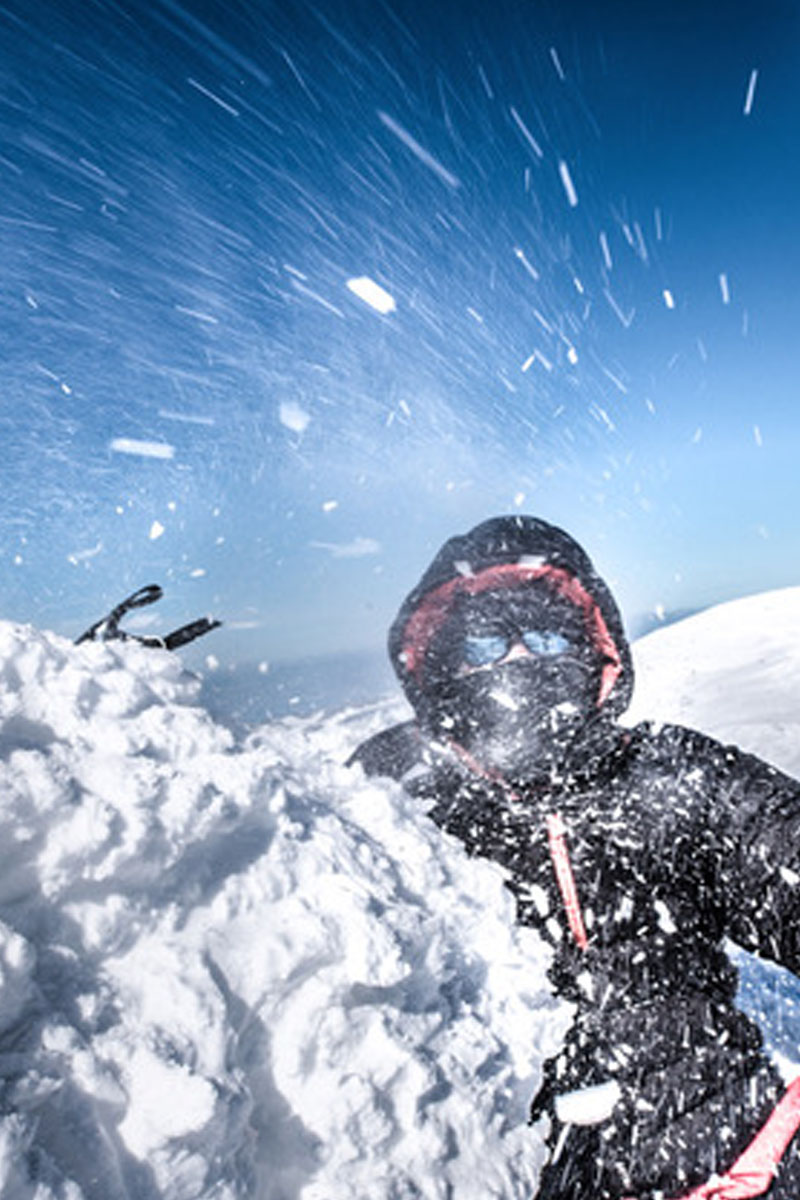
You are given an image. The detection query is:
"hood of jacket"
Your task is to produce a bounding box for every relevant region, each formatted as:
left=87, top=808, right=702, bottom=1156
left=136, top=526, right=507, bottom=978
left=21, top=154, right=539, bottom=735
left=388, top=514, right=634, bottom=729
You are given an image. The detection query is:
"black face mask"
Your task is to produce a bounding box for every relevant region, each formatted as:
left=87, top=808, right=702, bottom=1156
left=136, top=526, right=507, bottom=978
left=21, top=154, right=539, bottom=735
left=422, top=585, right=601, bottom=780
left=432, top=654, right=597, bottom=779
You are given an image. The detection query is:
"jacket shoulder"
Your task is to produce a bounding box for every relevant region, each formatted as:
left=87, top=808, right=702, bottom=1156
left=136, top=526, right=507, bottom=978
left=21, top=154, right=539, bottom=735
left=643, top=720, right=781, bottom=766
left=347, top=720, right=425, bottom=781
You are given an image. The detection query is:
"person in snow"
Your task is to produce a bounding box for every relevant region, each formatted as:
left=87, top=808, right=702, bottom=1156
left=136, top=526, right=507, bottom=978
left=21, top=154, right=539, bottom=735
left=350, top=515, right=800, bottom=1200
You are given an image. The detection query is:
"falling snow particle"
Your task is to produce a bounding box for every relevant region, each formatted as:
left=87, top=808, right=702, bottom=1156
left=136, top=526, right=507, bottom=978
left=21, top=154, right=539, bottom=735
left=175, top=305, right=219, bottom=324
left=282, top=49, right=320, bottom=110
left=377, top=111, right=461, bottom=189
left=187, top=77, right=240, bottom=117
left=558, top=160, right=578, bottom=207
left=599, top=231, right=612, bottom=271
left=205, top=655, right=219, bottom=671
left=633, top=224, right=649, bottom=264
left=309, top=537, right=381, bottom=559
left=279, top=401, right=311, bottom=434
left=663, top=289, right=675, bottom=310
left=604, top=290, right=635, bottom=329
left=190, top=568, right=206, bottom=578
left=322, top=500, right=338, bottom=512
left=514, top=247, right=540, bottom=281
left=158, top=410, right=215, bottom=427
left=67, top=542, right=103, bottom=566
left=149, top=521, right=165, bottom=541
left=744, top=69, right=758, bottom=116
left=549, top=46, right=565, bottom=80
left=290, top=278, right=345, bottom=317
left=601, top=365, right=628, bottom=395
left=754, top=425, right=763, bottom=447
left=514, top=492, right=526, bottom=507
left=692, top=428, right=703, bottom=444
left=509, top=107, right=544, bottom=159
left=258, top=660, right=270, bottom=675
left=719, top=273, right=730, bottom=305
left=110, top=438, right=175, bottom=460
left=346, top=276, right=396, bottom=314
left=590, top=404, right=616, bottom=433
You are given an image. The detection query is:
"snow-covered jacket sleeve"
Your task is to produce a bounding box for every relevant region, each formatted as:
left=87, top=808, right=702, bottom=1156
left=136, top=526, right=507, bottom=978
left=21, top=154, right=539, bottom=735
left=689, top=730, right=800, bottom=974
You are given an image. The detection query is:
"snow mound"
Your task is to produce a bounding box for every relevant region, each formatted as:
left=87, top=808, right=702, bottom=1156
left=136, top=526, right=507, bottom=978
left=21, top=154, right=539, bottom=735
left=627, top=586, right=800, bottom=777
left=0, top=621, right=565, bottom=1199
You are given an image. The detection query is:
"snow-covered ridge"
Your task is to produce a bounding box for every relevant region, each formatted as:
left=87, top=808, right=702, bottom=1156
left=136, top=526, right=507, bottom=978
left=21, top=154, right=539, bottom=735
left=0, top=620, right=563, bottom=1200
left=627, top=585, right=800, bottom=777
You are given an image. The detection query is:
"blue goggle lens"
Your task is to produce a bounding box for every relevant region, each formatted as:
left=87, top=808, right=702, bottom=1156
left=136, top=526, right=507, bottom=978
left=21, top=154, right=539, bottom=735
left=463, top=634, right=509, bottom=666
left=463, top=630, right=571, bottom=666
left=522, top=630, right=571, bottom=656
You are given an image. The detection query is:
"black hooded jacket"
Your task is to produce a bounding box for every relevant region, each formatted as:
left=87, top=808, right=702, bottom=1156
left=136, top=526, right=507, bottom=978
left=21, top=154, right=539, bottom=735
left=350, top=516, right=800, bottom=1200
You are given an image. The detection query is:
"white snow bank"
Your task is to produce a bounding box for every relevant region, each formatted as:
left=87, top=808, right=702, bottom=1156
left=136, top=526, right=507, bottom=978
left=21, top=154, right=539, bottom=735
left=627, top=586, right=800, bottom=777
left=0, top=621, right=565, bottom=1199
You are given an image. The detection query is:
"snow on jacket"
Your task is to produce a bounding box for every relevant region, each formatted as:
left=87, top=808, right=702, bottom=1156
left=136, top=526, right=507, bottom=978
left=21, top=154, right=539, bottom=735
left=350, top=516, right=800, bottom=1200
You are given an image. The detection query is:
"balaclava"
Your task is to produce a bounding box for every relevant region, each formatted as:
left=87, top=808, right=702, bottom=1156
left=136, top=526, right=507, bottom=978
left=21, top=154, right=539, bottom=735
left=388, top=516, right=633, bottom=782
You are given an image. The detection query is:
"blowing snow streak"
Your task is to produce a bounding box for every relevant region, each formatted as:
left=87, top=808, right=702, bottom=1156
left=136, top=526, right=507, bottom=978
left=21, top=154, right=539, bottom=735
left=558, top=160, right=578, bottom=207
left=346, top=276, right=397, bottom=314
left=109, top=438, right=175, bottom=460
left=377, top=110, right=461, bottom=189
left=744, top=68, right=759, bottom=116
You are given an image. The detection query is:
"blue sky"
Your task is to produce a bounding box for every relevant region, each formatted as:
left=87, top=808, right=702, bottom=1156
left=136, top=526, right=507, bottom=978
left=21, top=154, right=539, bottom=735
left=1, top=0, right=799, bottom=665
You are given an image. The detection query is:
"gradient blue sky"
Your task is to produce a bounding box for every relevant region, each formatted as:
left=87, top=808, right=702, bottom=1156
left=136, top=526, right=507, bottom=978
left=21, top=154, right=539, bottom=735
left=1, top=0, right=799, bottom=665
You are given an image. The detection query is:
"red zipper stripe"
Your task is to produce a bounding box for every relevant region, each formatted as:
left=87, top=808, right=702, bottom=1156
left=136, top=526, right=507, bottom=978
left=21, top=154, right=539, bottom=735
left=546, top=812, right=589, bottom=951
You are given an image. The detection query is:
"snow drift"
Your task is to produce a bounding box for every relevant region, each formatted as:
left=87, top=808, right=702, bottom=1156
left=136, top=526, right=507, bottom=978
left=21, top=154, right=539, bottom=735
left=0, top=621, right=565, bottom=1200
left=2, top=586, right=800, bottom=1199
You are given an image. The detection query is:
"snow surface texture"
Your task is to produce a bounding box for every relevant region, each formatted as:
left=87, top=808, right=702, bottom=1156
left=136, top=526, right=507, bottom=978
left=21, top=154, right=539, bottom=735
left=3, top=588, right=800, bottom=1199
left=0, top=621, right=564, bottom=1199
left=625, top=586, right=800, bottom=777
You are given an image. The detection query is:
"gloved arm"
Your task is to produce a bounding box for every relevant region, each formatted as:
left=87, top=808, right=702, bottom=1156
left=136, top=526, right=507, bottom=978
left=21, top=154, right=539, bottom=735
left=698, top=735, right=800, bottom=973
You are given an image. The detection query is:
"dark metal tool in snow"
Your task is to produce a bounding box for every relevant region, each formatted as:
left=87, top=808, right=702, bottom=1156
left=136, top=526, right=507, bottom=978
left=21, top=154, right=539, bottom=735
left=75, top=584, right=221, bottom=651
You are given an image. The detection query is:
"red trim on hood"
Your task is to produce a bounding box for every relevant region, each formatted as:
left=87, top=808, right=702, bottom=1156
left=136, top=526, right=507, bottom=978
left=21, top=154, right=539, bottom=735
left=399, top=562, right=622, bottom=707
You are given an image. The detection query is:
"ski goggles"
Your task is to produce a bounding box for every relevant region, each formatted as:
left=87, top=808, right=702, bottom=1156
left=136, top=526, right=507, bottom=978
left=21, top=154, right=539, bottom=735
left=463, top=629, right=572, bottom=667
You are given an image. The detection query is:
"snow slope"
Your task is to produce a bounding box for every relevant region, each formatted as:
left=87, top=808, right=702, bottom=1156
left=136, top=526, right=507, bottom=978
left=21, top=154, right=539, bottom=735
left=626, top=586, right=800, bottom=777
left=2, top=587, right=800, bottom=1198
